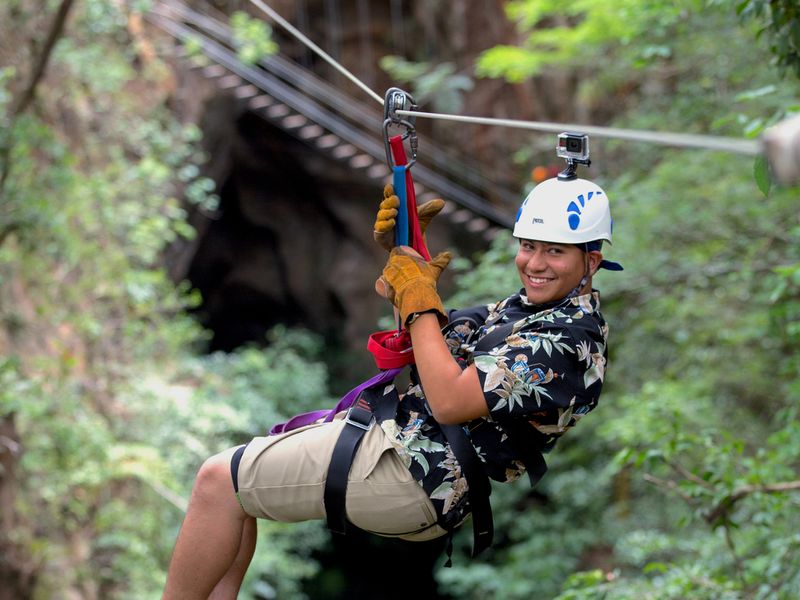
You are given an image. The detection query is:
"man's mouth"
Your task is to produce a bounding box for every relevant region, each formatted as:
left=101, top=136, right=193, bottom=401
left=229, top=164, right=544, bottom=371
left=526, top=275, right=554, bottom=285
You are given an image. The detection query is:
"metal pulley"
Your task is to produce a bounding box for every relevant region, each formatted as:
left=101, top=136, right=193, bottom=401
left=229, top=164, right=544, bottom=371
left=383, top=87, right=418, bottom=169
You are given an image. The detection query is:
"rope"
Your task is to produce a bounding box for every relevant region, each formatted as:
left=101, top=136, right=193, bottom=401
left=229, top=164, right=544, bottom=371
left=247, top=0, right=762, bottom=157
left=247, top=0, right=384, bottom=105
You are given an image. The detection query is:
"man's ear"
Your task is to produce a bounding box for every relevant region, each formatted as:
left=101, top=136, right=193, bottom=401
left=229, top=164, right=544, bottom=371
left=587, top=250, right=603, bottom=275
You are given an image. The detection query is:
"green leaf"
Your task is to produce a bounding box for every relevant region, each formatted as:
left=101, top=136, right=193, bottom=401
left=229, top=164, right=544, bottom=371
left=754, top=154, right=772, bottom=196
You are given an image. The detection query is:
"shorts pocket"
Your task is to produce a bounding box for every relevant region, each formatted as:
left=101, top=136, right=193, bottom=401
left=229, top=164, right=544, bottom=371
left=346, top=440, right=440, bottom=537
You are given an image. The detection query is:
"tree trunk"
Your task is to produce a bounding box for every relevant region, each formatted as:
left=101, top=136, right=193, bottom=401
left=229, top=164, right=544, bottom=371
left=0, top=413, right=35, bottom=600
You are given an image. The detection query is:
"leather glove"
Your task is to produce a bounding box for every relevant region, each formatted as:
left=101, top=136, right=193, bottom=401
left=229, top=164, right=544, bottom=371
left=373, top=184, right=445, bottom=252
left=381, top=246, right=452, bottom=327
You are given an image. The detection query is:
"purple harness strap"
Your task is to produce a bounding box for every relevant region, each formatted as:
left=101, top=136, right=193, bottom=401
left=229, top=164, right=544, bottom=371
left=268, top=367, right=403, bottom=435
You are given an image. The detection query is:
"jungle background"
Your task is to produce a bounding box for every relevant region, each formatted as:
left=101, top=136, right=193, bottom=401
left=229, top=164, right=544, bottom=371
left=1, top=0, right=799, bottom=598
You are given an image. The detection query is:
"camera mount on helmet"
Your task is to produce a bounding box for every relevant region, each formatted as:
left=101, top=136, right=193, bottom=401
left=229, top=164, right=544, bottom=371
left=556, top=132, right=591, bottom=181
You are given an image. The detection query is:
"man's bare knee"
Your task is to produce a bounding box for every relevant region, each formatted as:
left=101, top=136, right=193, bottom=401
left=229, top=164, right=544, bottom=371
left=193, top=449, right=239, bottom=501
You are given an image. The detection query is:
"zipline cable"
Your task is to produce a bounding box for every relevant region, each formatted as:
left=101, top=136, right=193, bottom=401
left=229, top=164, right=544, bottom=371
left=247, top=0, right=384, bottom=104
left=395, top=110, right=762, bottom=155
left=246, top=0, right=763, bottom=157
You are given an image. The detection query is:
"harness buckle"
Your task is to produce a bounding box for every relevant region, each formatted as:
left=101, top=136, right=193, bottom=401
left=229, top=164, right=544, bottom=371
left=344, top=402, right=374, bottom=431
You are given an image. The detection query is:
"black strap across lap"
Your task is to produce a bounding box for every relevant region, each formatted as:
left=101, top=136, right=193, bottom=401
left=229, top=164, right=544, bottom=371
left=324, top=387, right=399, bottom=535
left=324, top=398, right=375, bottom=534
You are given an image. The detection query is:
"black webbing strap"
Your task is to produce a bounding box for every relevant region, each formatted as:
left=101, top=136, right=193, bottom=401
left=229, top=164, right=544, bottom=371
left=230, top=444, right=247, bottom=493
left=323, top=388, right=400, bottom=535
left=324, top=397, right=374, bottom=534
left=439, top=423, right=494, bottom=557
left=494, top=418, right=549, bottom=487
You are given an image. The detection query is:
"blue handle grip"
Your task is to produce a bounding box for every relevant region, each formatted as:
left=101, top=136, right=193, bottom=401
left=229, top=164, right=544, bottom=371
left=393, top=166, right=409, bottom=246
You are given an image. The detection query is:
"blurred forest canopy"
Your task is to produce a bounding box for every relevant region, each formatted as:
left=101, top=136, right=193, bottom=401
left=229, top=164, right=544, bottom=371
left=0, top=0, right=798, bottom=599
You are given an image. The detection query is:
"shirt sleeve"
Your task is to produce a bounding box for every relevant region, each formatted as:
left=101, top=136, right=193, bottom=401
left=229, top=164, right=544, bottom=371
left=471, top=320, right=606, bottom=436
left=442, top=305, right=490, bottom=358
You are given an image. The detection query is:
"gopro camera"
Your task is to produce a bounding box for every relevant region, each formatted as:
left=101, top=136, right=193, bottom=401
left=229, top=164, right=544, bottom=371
left=556, top=132, right=590, bottom=163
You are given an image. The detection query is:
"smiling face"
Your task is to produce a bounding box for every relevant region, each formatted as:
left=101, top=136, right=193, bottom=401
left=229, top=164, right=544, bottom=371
left=515, top=240, right=602, bottom=304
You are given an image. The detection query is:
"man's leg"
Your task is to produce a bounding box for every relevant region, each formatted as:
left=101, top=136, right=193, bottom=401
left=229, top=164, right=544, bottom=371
left=209, top=516, right=257, bottom=600
left=163, top=447, right=251, bottom=600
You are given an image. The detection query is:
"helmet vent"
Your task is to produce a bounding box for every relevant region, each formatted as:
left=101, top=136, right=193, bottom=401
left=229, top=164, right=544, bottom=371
left=567, top=191, right=601, bottom=230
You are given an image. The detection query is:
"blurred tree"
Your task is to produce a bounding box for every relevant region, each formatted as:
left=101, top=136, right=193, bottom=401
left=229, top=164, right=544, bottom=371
left=738, top=0, right=800, bottom=78
left=379, top=55, right=474, bottom=113
left=438, top=1, right=800, bottom=599
left=0, top=2, right=326, bottom=598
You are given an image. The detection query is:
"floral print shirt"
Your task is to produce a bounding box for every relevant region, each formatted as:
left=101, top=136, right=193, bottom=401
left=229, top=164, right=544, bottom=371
left=381, top=290, right=609, bottom=529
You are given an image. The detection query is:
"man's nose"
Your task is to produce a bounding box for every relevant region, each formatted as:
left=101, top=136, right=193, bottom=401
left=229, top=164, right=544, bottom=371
left=526, top=250, right=547, bottom=271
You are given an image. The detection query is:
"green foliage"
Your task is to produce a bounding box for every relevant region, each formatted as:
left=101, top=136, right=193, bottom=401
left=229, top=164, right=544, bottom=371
left=230, top=10, right=278, bottom=66
left=380, top=55, right=474, bottom=113
left=441, top=160, right=800, bottom=599
left=477, top=0, right=703, bottom=80
left=440, top=3, right=800, bottom=598
left=436, top=405, right=623, bottom=599
left=547, top=155, right=800, bottom=600
left=120, top=330, right=333, bottom=599
left=445, top=231, right=520, bottom=308
left=186, top=327, right=336, bottom=445
left=737, top=0, right=800, bottom=78
left=0, top=2, right=325, bottom=598
left=754, top=154, right=772, bottom=195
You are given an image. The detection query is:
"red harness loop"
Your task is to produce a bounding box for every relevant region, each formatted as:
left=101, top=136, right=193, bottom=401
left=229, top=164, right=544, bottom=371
left=367, top=329, right=414, bottom=369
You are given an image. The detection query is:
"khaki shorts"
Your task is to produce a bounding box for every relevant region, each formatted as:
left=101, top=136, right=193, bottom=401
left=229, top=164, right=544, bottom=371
left=236, top=418, right=448, bottom=542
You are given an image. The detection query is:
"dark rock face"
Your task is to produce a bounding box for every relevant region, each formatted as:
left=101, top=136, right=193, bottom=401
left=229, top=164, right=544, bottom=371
left=189, top=103, right=384, bottom=348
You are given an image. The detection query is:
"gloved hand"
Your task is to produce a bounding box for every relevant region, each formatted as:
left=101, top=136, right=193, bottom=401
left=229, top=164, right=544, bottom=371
left=373, top=184, right=445, bottom=252
left=380, top=246, right=452, bottom=327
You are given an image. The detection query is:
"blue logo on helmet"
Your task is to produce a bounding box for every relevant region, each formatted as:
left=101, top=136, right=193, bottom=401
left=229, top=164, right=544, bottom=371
left=566, top=191, right=602, bottom=230
left=515, top=195, right=529, bottom=223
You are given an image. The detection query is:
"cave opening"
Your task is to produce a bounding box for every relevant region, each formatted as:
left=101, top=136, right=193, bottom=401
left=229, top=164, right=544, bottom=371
left=183, top=95, right=392, bottom=388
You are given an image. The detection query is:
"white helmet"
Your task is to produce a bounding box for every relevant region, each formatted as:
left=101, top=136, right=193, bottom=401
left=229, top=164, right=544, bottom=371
left=513, top=177, right=613, bottom=244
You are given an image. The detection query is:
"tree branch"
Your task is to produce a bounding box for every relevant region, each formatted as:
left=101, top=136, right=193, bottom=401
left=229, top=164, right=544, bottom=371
left=0, top=0, right=76, bottom=199
left=704, top=480, right=800, bottom=525
left=142, top=479, right=188, bottom=513
left=642, top=473, right=697, bottom=505
left=10, top=0, right=77, bottom=118
left=666, top=458, right=714, bottom=489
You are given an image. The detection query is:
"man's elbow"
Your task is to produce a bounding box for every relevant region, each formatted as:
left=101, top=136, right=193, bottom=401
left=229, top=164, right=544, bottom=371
left=429, top=401, right=465, bottom=426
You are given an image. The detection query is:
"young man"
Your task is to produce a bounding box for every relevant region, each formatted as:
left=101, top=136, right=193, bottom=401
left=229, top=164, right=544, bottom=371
left=162, top=175, right=620, bottom=600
